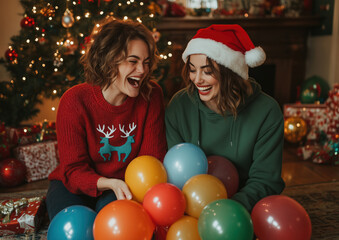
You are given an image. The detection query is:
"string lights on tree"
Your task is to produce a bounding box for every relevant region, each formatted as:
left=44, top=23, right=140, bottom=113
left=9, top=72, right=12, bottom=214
left=0, top=0, right=172, bottom=127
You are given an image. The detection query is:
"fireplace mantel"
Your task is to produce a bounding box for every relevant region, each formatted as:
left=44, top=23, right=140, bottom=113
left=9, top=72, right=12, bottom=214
left=157, top=16, right=322, bottom=106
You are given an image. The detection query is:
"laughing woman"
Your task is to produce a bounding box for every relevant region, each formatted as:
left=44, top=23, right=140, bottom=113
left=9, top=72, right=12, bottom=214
left=165, top=24, right=285, bottom=212
left=46, top=18, right=167, bottom=220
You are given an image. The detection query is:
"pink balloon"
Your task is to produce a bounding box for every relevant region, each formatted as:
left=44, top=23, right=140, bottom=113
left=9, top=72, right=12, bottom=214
left=207, top=155, right=239, bottom=197
left=251, top=195, right=312, bottom=240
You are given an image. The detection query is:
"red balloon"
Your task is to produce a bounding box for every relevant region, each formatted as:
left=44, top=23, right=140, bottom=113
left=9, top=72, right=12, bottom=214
left=251, top=195, right=312, bottom=240
left=93, top=200, right=155, bottom=240
left=154, top=226, right=169, bottom=240
left=0, top=158, right=26, bottom=187
left=143, top=183, right=186, bottom=226
left=207, top=155, right=239, bottom=197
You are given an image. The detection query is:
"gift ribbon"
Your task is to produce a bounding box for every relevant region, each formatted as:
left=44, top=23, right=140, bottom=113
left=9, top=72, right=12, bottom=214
left=0, top=197, right=42, bottom=223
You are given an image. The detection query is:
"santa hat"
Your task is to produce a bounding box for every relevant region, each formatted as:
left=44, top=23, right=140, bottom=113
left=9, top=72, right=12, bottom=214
left=182, top=24, right=266, bottom=80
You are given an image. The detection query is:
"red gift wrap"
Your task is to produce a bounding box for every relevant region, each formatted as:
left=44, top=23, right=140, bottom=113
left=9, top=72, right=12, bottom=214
left=13, top=140, right=59, bottom=182
left=0, top=197, right=46, bottom=236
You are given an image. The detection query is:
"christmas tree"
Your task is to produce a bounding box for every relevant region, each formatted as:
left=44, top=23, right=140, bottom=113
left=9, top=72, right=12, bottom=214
left=0, top=0, right=171, bottom=127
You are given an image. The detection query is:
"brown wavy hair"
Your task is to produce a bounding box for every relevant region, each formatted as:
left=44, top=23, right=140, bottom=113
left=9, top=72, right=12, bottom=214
left=182, top=56, right=253, bottom=117
left=80, top=18, right=159, bottom=100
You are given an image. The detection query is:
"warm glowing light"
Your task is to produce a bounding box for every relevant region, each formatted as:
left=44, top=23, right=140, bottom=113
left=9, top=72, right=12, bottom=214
left=53, top=90, right=57, bottom=94
left=22, top=77, right=26, bottom=81
left=140, top=2, right=144, bottom=6
left=168, top=53, right=172, bottom=57
left=26, top=39, right=30, bottom=43
left=54, top=68, right=58, bottom=72
left=168, top=41, right=172, bottom=45
left=52, top=107, right=56, bottom=111
left=76, top=16, right=81, bottom=20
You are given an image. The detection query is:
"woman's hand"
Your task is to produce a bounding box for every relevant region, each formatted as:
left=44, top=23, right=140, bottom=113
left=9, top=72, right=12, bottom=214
left=97, top=177, right=132, bottom=200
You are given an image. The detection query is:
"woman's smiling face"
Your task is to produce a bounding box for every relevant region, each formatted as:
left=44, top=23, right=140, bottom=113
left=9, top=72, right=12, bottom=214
left=189, top=54, right=220, bottom=111
left=114, top=38, right=150, bottom=98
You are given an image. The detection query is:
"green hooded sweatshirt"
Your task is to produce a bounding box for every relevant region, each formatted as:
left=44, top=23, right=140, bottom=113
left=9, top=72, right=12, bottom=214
left=165, top=80, right=285, bottom=212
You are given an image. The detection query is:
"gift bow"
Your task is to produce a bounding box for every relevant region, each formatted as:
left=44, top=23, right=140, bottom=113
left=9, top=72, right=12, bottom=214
left=0, top=197, right=42, bottom=223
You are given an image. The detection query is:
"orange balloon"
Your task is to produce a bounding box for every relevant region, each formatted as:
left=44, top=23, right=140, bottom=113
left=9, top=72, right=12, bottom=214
left=125, top=155, right=167, bottom=202
left=166, top=216, right=201, bottom=240
left=93, top=199, right=155, bottom=240
left=182, top=174, right=227, bottom=218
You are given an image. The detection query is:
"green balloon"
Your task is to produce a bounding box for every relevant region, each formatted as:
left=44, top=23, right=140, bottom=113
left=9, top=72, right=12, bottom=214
left=198, top=199, right=253, bottom=240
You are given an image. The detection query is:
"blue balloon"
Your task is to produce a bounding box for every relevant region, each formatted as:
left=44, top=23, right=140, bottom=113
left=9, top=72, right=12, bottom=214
left=164, top=143, right=208, bottom=189
left=47, top=205, right=97, bottom=240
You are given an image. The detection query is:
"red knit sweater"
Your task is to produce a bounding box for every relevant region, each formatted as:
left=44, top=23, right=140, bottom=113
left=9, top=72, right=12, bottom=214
left=49, top=81, right=167, bottom=197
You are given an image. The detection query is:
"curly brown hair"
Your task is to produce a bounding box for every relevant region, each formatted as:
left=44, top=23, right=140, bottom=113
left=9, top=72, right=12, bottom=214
left=80, top=18, right=159, bottom=100
left=182, top=56, right=253, bottom=117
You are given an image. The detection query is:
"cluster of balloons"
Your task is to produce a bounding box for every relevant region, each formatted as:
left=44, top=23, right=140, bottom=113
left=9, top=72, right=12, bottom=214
left=47, top=143, right=312, bottom=240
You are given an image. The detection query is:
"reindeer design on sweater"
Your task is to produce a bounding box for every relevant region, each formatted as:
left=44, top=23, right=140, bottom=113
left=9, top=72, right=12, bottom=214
left=97, top=123, right=136, bottom=162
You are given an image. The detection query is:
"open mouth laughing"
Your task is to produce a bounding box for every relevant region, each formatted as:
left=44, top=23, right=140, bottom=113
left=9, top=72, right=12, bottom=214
left=127, top=76, right=141, bottom=88
left=196, top=85, right=212, bottom=95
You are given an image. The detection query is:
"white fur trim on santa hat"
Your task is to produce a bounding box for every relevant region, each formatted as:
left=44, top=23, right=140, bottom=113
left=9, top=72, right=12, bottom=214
left=245, top=47, right=266, bottom=68
left=182, top=38, right=249, bottom=80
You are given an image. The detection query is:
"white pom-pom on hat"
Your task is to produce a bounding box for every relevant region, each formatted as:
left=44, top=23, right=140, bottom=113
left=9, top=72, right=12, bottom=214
left=182, top=24, right=266, bottom=80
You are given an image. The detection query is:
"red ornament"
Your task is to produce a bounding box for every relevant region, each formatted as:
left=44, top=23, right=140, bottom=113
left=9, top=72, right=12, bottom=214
left=0, top=158, right=26, bottom=187
left=20, top=16, right=35, bottom=28
left=5, top=49, right=18, bottom=61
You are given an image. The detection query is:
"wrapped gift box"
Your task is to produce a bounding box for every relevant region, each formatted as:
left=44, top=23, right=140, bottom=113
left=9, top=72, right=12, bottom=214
left=284, top=103, right=328, bottom=133
left=13, top=140, right=59, bottom=182
left=0, top=197, right=46, bottom=236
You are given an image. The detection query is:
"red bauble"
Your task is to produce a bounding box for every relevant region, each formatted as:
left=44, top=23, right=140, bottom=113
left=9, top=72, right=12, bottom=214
left=0, top=158, right=26, bottom=187
left=20, top=16, right=35, bottom=28
left=5, top=49, right=18, bottom=61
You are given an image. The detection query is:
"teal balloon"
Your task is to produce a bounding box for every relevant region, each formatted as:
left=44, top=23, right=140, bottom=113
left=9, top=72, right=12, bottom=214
left=198, top=199, right=253, bottom=240
left=164, top=143, right=208, bottom=189
left=47, top=205, right=96, bottom=240
left=301, top=75, right=330, bottom=103
left=300, top=88, right=318, bottom=104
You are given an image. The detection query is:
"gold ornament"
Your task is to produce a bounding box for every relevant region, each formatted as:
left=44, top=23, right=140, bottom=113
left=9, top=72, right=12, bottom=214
left=284, top=117, right=308, bottom=143
left=62, top=9, right=75, bottom=28
left=40, top=5, right=55, bottom=17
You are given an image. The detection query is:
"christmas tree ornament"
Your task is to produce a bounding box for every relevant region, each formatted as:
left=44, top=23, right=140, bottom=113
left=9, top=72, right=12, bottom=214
left=0, top=158, right=26, bottom=187
left=300, top=88, right=318, bottom=104
left=40, top=5, right=56, bottom=17
left=20, top=16, right=35, bottom=28
left=284, top=117, right=308, bottom=143
left=301, top=75, right=330, bottom=103
left=5, top=49, right=18, bottom=61
left=63, top=34, right=78, bottom=55
left=62, top=9, right=75, bottom=28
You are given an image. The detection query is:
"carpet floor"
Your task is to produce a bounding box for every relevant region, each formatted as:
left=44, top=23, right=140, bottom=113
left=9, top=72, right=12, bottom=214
left=0, top=181, right=338, bottom=240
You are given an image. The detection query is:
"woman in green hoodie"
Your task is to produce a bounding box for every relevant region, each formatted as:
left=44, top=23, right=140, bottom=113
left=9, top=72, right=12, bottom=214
left=165, top=24, right=285, bottom=212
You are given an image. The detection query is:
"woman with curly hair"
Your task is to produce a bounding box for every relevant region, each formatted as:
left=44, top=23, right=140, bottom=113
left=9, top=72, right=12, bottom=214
left=46, top=18, right=167, bottom=220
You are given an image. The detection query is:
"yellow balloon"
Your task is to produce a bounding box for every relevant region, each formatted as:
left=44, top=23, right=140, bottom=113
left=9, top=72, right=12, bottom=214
left=284, top=117, right=308, bottom=143
left=182, top=174, right=227, bottom=218
left=166, top=216, right=201, bottom=240
left=125, top=155, right=167, bottom=202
